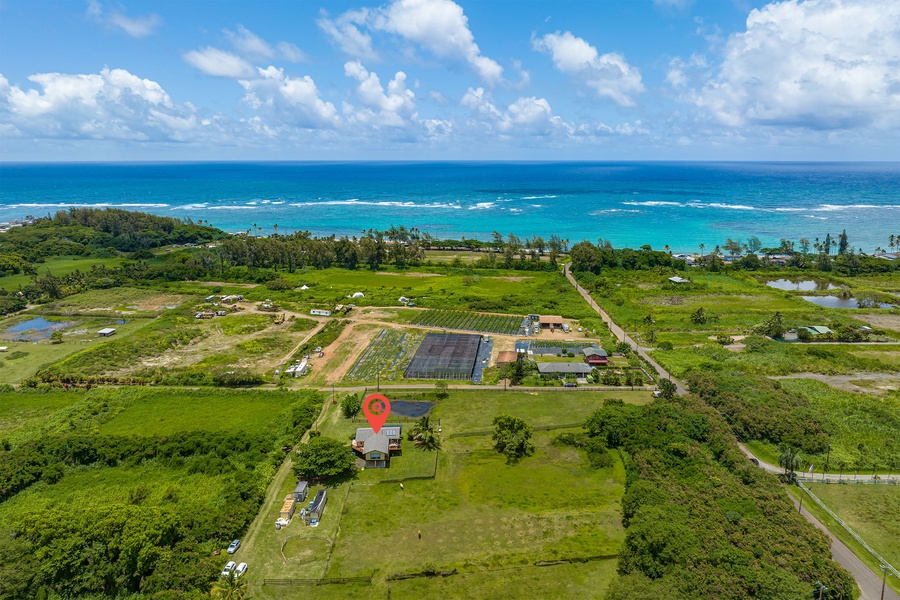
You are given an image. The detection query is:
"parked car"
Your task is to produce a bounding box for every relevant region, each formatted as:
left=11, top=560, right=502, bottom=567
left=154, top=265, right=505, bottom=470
left=221, top=561, right=236, bottom=578
left=750, top=458, right=760, bottom=466
left=235, top=563, right=248, bottom=578
left=652, top=390, right=663, bottom=398
left=227, top=539, right=241, bottom=554
left=563, top=382, right=577, bottom=388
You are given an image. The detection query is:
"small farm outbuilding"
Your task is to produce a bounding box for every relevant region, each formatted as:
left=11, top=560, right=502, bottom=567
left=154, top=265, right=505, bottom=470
left=310, top=309, right=331, bottom=316
left=539, top=315, right=564, bottom=329
left=800, top=326, right=833, bottom=336
left=293, top=481, right=309, bottom=503
left=309, top=490, right=327, bottom=522
left=280, top=495, right=296, bottom=520
left=98, top=328, right=116, bottom=337
left=668, top=276, right=691, bottom=284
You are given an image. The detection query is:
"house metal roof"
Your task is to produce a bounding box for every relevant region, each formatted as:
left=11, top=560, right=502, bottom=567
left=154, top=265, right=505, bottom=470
left=537, top=362, right=593, bottom=375
left=363, top=434, right=390, bottom=455
left=355, top=426, right=402, bottom=441
left=668, top=276, right=691, bottom=284
left=582, top=347, right=608, bottom=357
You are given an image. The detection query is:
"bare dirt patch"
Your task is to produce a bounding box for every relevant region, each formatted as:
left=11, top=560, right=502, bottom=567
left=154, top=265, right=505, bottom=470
left=134, top=294, right=189, bottom=311
left=198, top=281, right=260, bottom=288
left=375, top=271, right=443, bottom=277
left=487, top=276, right=535, bottom=282
left=855, top=314, right=900, bottom=332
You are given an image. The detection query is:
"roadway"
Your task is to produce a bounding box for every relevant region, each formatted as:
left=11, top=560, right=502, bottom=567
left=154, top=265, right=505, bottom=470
left=561, top=263, right=897, bottom=600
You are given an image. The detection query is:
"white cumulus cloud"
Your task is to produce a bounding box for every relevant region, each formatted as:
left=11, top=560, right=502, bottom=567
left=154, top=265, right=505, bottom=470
left=224, top=25, right=308, bottom=63
left=533, top=31, right=644, bottom=106
left=344, top=61, right=417, bottom=127
left=694, top=0, right=900, bottom=130
left=461, top=88, right=570, bottom=136
left=87, top=0, right=161, bottom=38
left=320, top=0, right=503, bottom=84
left=239, top=67, right=340, bottom=129
left=0, top=68, right=207, bottom=141
left=318, top=9, right=378, bottom=61
left=184, top=47, right=256, bottom=78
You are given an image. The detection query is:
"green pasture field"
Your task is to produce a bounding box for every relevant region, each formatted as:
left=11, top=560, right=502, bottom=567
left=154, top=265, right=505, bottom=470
left=0, top=315, right=152, bottom=383
left=99, top=388, right=304, bottom=436
left=218, top=313, right=278, bottom=335
left=787, top=485, right=900, bottom=596
left=0, top=389, right=85, bottom=445
left=805, top=483, right=900, bottom=570
left=650, top=338, right=900, bottom=378
left=0, top=255, right=129, bottom=290
left=847, top=346, right=900, bottom=368
left=242, top=389, right=644, bottom=597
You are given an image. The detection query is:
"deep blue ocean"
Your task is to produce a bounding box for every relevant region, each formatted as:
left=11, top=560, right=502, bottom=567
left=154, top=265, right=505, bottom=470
left=1, top=162, right=898, bottom=253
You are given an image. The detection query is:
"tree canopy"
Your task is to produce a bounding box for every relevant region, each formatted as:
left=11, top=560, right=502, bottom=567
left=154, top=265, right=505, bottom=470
left=292, top=436, right=357, bottom=483
left=492, top=414, right=535, bottom=463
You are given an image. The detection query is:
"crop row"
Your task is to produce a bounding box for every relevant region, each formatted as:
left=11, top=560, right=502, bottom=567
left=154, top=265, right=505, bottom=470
left=344, top=329, right=424, bottom=382
left=411, top=310, right=522, bottom=335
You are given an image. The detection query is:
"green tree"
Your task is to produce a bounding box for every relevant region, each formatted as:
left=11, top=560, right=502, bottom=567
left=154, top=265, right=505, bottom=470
left=658, top=378, right=677, bottom=400
left=210, top=570, right=248, bottom=600
left=50, top=330, right=63, bottom=344
left=410, top=415, right=440, bottom=451
left=492, top=414, right=534, bottom=463
left=435, top=380, right=449, bottom=399
left=292, top=436, right=357, bottom=483
left=341, top=393, right=361, bottom=419
left=756, top=311, right=785, bottom=339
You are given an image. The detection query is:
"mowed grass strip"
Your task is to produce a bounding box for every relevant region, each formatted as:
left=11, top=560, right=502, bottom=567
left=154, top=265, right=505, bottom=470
left=805, top=484, right=900, bottom=569
left=324, top=430, right=624, bottom=578
left=99, top=388, right=298, bottom=436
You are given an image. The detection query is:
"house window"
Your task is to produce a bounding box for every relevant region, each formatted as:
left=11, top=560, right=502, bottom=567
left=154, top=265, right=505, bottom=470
left=369, top=452, right=381, bottom=459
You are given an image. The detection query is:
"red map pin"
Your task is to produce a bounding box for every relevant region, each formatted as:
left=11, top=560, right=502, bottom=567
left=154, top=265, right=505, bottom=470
left=362, top=393, right=391, bottom=434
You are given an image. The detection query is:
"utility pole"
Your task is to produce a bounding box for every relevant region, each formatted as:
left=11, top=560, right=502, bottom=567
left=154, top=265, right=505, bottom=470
left=881, top=564, right=890, bottom=600
left=798, top=491, right=804, bottom=515
left=817, top=581, right=827, bottom=600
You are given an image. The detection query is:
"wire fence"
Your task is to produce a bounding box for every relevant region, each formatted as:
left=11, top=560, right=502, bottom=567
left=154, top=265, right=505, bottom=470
left=797, top=481, right=899, bottom=580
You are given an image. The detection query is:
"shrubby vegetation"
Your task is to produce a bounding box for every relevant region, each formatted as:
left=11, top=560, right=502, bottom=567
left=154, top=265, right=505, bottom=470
left=0, top=388, right=323, bottom=599
left=686, top=372, right=831, bottom=454
left=584, top=398, right=856, bottom=600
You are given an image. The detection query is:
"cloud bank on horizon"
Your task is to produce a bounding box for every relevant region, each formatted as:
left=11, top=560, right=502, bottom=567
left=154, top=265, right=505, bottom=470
left=0, top=0, right=898, bottom=160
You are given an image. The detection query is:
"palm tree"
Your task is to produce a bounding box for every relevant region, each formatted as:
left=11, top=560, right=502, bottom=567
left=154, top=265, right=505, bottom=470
left=210, top=571, right=247, bottom=600
left=778, top=445, right=801, bottom=483
left=410, top=415, right=440, bottom=450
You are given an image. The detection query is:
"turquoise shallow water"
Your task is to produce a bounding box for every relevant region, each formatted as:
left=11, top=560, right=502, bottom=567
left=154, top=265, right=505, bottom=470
left=1, top=162, right=897, bottom=253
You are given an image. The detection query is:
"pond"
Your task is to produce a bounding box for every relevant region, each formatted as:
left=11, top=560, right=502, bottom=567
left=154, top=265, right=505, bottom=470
left=801, top=296, right=897, bottom=309
left=765, top=278, right=839, bottom=291
left=3, top=317, right=78, bottom=341
left=390, top=401, right=433, bottom=418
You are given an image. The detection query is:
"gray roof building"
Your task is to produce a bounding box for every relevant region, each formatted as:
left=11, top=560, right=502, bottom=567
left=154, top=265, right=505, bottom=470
left=582, top=347, right=608, bottom=358
left=537, top=362, right=593, bottom=376
left=355, top=426, right=402, bottom=441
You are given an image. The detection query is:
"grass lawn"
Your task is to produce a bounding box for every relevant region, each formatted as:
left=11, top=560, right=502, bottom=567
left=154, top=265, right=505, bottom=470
left=806, top=483, right=900, bottom=568
left=98, top=388, right=303, bottom=436
left=0, top=255, right=128, bottom=290
left=787, top=485, right=900, bottom=596
left=242, top=389, right=638, bottom=598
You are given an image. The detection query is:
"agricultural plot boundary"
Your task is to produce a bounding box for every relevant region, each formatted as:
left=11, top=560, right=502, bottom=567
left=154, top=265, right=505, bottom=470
left=412, top=310, right=523, bottom=335
left=344, top=329, right=424, bottom=382
left=797, top=482, right=900, bottom=581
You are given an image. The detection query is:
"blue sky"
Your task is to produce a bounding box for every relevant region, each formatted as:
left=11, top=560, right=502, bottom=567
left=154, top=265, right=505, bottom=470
left=1, top=0, right=898, bottom=161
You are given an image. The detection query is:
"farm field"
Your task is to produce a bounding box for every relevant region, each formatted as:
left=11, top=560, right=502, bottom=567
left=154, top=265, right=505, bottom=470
left=343, top=328, right=425, bottom=383
left=242, top=389, right=651, bottom=598
left=30, top=286, right=190, bottom=316
left=411, top=309, right=524, bottom=335
left=0, top=388, right=85, bottom=445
